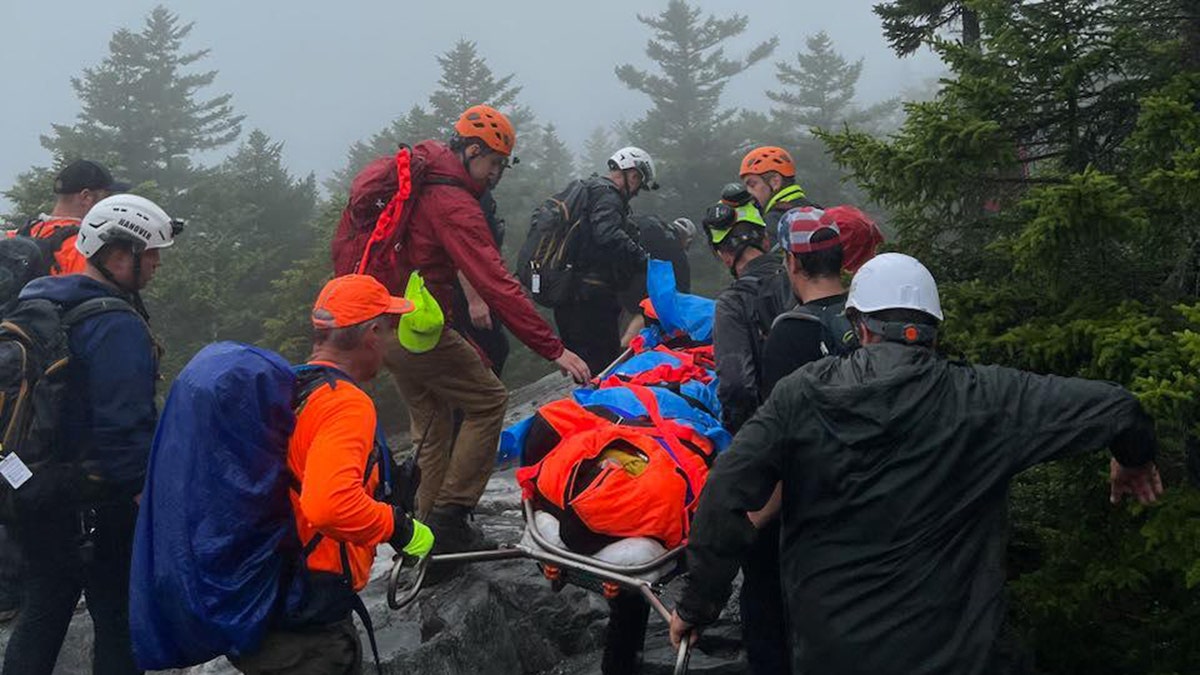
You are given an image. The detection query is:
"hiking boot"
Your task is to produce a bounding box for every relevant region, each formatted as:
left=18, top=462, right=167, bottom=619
left=427, top=505, right=497, bottom=555
left=422, top=505, right=496, bottom=586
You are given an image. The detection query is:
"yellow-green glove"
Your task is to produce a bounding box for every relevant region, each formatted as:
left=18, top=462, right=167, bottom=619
left=402, top=518, right=434, bottom=558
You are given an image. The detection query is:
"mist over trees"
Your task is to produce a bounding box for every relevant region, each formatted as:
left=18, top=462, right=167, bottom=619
left=2, top=2, right=1198, bottom=671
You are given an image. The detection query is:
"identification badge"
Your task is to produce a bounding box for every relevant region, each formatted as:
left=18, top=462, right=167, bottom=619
left=531, top=273, right=541, bottom=294
left=0, top=453, right=32, bottom=490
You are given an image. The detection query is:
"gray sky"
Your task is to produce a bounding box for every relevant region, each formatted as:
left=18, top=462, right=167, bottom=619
left=0, top=0, right=943, bottom=212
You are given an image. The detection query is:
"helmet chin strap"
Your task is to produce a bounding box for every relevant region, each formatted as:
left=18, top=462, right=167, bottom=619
left=95, top=247, right=150, bottom=319
left=459, top=145, right=493, bottom=189
left=728, top=239, right=766, bottom=278
left=615, top=170, right=638, bottom=200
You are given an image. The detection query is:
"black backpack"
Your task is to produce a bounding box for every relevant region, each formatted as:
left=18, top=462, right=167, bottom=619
left=770, top=296, right=859, bottom=358
left=516, top=179, right=592, bottom=308
left=0, top=295, right=138, bottom=522
left=0, top=217, right=78, bottom=317
left=16, top=220, right=80, bottom=270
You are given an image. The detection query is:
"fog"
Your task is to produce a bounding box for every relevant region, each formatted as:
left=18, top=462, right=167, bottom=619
left=0, top=0, right=943, bottom=210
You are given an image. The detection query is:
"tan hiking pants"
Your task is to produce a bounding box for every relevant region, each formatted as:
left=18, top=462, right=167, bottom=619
left=385, top=329, right=508, bottom=518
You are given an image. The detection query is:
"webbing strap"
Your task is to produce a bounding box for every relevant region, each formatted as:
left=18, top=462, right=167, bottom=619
left=624, top=385, right=703, bottom=503
left=350, top=592, right=382, bottom=675
left=340, top=543, right=382, bottom=675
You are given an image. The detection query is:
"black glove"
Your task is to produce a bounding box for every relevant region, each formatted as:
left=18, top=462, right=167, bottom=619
left=388, top=506, right=434, bottom=560
left=390, top=455, right=420, bottom=513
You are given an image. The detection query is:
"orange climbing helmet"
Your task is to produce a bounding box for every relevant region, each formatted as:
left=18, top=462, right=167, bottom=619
left=739, top=146, right=796, bottom=178
left=454, top=105, right=516, bottom=156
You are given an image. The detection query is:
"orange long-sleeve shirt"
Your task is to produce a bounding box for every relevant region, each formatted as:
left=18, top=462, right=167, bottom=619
left=288, top=365, right=396, bottom=590
left=29, top=218, right=87, bottom=274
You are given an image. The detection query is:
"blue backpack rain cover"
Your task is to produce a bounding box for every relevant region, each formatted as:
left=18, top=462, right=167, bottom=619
left=130, top=341, right=300, bottom=669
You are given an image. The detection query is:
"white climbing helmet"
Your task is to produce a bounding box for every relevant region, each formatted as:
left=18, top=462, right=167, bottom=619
left=608, top=146, right=659, bottom=190
left=846, top=252, right=944, bottom=321
left=668, top=217, right=697, bottom=246
left=75, top=194, right=181, bottom=259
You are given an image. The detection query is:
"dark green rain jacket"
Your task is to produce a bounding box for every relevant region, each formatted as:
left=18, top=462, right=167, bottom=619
left=679, top=342, right=1156, bottom=675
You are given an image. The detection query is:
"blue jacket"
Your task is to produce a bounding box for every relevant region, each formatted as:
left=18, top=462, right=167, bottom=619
left=19, top=275, right=158, bottom=492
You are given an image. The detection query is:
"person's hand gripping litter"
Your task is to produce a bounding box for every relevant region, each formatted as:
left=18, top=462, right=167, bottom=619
left=391, top=512, right=435, bottom=565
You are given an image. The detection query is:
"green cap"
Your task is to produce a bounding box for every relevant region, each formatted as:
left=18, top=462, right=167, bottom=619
left=397, top=271, right=444, bottom=353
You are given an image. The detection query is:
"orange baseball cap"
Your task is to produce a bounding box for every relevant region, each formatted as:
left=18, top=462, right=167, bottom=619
left=312, top=274, right=414, bottom=328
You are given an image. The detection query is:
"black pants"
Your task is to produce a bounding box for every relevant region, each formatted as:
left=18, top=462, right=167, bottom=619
left=741, top=520, right=791, bottom=674
left=554, top=292, right=622, bottom=376
left=452, top=285, right=509, bottom=377
left=0, top=525, right=21, bottom=613
left=231, top=615, right=362, bottom=675
left=602, top=591, right=650, bottom=674
left=2, top=503, right=141, bottom=675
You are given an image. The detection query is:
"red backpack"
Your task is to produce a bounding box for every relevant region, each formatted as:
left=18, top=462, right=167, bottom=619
left=330, top=146, right=460, bottom=292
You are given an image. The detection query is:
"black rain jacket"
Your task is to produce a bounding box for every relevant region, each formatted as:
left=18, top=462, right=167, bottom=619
left=680, top=342, right=1156, bottom=675
left=712, top=252, right=794, bottom=432
left=576, top=176, right=647, bottom=296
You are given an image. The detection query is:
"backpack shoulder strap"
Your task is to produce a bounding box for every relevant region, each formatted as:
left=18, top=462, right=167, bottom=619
left=290, top=364, right=384, bottom=488
left=40, top=224, right=80, bottom=246
left=550, top=179, right=590, bottom=225
left=422, top=176, right=464, bottom=189
left=16, top=219, right=38, bottom=238
left=770, top=306, right=821, bottom=332
left=750, top=269, right=791, bottom=335
left=292, top=364, right=353, bottom=413
left=772, top=299, right=858, bottom=356
left=61, top=296, right=138, bottom=328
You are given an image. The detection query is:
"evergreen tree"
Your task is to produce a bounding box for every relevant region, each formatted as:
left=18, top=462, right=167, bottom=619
left=42, top=5, right=242, bottom=198
left=261, top=197, right=343, bottom=363
left=428, top=39, right=522, bottom=136
left=823, top=1, right=1199, bottom=671
left=149, top=129, right=317, bottom=377
left=330, top=39, right=526, bottom=194
left=764, top=31, right=898, bottom=205
left=2, top=166, right=57, bottom=222
left=768, top=31, right=897, bottom=134
left=616, top=0, right=777, bottom=217
left=5, top=6, right=242, bottom=219
left=530, top=124, right=574, bottom=200
left=326, top=105, right=440, bottom=193
left=580, top=126, right=614, bottom=176
left=874, top=0, right=980, bottom=56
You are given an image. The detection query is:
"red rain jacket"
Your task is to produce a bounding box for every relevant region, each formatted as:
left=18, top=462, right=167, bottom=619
left=400, top=141, right=563, bottom=361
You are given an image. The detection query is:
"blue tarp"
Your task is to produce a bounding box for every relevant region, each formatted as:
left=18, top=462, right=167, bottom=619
left=498, top=260, right=725, bottom=465
left=645, top=258, right=715, bottom=344
left=573, top=387, right=729, bottom=449
left=497, top=384, right=730, bottom=465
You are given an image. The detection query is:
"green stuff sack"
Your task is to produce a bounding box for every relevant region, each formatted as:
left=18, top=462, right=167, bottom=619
left=397, top=271, right=443, bottom=353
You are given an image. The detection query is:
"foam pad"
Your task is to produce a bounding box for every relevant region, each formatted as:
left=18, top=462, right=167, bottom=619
left=525, top=511, right=674, bottom=582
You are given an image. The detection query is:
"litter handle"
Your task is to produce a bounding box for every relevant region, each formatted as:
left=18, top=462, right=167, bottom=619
left=387, top=553, right=428, bottom=610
